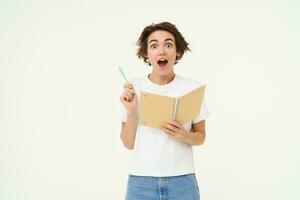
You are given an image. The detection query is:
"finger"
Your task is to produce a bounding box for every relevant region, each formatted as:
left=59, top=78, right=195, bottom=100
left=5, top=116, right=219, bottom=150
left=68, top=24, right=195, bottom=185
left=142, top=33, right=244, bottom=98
left=124, top=89, right=133, bottom=96
left=131, top=94, right=137, bottom=102
left=120, top=95, right=128, bottom=102
left=165, top=120, right=181, bottom=128
left=162, top=122, right=179, bottom=132
left=123, top=83, right=131, bottom=87
left=126, top=93, right=134, bottom=101
left=123, top=83, right=134, bottom=90
left=159, top=127, right=176, bottom=136
left=160, top=123, right=177, bottom=132
left=165, top=133, right=177, bottom=139
left=127, top=92, right=134, bottom=101
left=125, top=88, right=135, bottom=95
left=120, top=93, right=131, bottom=102
left=123, top=89, right=134, bottom=99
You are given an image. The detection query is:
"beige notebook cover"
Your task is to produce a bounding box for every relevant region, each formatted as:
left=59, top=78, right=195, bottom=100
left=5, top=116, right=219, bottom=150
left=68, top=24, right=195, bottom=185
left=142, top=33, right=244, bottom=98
left=139, top=85, right=206, bottom=128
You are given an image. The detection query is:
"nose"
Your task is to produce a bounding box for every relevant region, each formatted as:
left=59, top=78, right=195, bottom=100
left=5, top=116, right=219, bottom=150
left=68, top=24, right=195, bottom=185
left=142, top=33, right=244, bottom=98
left=159, top=46, right=166, bottom=55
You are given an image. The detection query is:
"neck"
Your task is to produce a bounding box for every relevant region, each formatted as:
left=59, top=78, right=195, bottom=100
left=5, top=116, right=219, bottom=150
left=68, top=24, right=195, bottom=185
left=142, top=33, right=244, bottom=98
left=148, top=72, right=175, bottom=85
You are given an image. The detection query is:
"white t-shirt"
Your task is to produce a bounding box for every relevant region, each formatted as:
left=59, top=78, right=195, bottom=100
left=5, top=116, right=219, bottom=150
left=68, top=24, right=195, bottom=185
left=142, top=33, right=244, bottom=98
left=119, top=74, right=209, bottom=177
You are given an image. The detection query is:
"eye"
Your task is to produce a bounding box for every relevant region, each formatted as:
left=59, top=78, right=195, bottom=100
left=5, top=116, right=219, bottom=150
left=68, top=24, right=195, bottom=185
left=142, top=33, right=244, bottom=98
left=150, top=44, right=158, bottom=49
left=166, top=43, right=173, bottom=48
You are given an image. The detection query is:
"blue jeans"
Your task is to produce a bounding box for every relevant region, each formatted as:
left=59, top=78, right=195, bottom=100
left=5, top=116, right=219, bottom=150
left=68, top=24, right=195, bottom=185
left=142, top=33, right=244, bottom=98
left=125, top=173, right=200, bottom=200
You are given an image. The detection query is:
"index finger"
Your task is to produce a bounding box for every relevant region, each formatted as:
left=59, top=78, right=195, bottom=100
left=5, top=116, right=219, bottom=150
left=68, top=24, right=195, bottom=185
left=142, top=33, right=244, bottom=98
left=123, top=83, right=133, bottom=89
left=164, top=120, right=182, bottom=128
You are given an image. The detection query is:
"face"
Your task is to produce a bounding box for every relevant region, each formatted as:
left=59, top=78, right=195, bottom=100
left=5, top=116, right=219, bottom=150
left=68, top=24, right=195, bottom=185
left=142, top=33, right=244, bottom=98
left=145, top=30, right=179, bottom=77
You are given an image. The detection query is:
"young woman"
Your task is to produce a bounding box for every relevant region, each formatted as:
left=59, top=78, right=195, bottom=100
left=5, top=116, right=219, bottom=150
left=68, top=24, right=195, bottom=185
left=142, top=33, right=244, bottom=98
left=119, top=22, right=209, bottom=200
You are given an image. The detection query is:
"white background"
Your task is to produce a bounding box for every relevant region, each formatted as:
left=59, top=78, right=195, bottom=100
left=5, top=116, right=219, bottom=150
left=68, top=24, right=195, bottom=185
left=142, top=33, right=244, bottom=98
left=1, top=0, right=299, bottom=199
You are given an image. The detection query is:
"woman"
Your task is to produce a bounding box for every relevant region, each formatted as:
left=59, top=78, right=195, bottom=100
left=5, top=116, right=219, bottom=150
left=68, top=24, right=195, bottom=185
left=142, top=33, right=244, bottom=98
left=119, top=21, right=209, bottom=200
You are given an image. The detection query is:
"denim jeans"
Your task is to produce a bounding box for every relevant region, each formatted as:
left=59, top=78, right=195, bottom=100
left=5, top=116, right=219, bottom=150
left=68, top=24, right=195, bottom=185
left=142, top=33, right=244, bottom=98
left=125, top=173, right=200, bottom=200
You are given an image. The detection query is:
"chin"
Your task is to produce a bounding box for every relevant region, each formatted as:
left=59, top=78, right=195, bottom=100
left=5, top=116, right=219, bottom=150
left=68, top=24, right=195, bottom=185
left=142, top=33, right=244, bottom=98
left=157, top=69, right=172, bottom=77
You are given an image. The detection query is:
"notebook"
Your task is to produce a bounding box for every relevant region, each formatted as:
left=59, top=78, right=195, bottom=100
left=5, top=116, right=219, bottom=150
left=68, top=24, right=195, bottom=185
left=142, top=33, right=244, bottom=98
left=139, top=85, right=206, bottom=128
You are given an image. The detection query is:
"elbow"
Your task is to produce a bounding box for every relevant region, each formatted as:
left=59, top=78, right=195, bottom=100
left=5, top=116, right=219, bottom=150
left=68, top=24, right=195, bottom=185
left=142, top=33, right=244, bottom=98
left=123, top=142, right=134, bottom=150
left=197, top=139, right=205, bottom=146
left=199, top=132, right=206, bottom=145
left=124, top=144, right=134, bottom=150
left=195, top=131, right=206, bottom=146
left=122, top=139, right=134, bottom=150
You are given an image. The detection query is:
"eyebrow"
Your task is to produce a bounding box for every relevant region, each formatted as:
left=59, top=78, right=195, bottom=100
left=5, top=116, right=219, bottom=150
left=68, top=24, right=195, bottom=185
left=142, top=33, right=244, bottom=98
left=148, top=38, right=175, bottom=44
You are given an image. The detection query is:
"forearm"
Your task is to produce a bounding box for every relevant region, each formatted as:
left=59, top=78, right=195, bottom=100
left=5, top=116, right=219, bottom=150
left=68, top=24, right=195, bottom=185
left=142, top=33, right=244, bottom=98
left=120, top=112, right=138, bottom=150
left=182, top=131, right=206, bottom=146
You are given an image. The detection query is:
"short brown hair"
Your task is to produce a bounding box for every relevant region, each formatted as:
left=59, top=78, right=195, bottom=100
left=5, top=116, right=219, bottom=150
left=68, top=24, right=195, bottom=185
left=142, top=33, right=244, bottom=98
left=136, top=22, right=190, bottom=65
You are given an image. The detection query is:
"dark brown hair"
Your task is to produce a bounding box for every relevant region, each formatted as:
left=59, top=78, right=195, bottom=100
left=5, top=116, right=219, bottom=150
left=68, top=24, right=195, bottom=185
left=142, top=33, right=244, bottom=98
left=136, top=22, right=190, bottom=65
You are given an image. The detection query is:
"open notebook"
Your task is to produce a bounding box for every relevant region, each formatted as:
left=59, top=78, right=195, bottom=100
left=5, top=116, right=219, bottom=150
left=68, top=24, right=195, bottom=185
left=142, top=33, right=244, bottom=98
left=139, top=85, right=206, bottom=128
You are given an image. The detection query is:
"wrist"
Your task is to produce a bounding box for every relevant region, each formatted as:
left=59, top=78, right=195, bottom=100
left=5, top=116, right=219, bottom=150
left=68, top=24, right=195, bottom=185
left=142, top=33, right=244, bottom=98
left=127, top=110, right=137, bottom=117
left=180, top=130, right=190, bottom=142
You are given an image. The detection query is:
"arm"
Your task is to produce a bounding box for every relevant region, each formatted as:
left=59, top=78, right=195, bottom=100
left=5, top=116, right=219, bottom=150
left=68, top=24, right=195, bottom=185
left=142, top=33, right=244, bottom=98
left=120, top=112, right=138, bottom=150
left=182, top=120, right=206, bottom=146
left=119, top=83, right=138, bottom=150
left=159, top=120, right=206, bottom=146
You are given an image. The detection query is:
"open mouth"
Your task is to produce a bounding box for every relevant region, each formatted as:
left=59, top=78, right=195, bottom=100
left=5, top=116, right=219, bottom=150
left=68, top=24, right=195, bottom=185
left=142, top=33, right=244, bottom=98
left=157, top=59, right=168, bottom=67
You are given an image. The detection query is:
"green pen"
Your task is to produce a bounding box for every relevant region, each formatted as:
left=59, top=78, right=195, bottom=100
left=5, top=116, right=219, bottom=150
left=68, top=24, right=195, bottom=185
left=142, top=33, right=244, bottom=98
left=118, top=67, right=135, bottom=94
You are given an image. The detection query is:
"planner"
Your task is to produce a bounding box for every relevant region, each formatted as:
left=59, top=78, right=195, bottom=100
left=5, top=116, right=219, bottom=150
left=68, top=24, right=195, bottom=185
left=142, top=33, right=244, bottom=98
left=139, top=85, right=206, bottom=128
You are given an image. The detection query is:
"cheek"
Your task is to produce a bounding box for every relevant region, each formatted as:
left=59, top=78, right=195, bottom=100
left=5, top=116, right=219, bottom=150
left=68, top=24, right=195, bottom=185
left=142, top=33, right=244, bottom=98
left=169, top=53, right=177, bottom=62
left=147, top=52, right=156, bottom=62
left=167, top=49, right=177, bottom=57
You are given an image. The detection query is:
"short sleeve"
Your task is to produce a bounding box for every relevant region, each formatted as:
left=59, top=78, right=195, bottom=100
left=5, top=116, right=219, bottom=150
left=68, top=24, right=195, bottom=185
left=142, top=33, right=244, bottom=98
left=192, top=97, right=210, bottom=124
